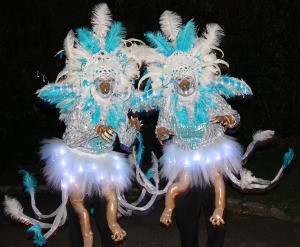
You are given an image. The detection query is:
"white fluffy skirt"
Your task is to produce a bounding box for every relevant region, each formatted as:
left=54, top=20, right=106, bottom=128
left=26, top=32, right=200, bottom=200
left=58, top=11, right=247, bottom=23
left=160, top=136, right=243, bottom=187
left=40, top=138, right=133, bottom=196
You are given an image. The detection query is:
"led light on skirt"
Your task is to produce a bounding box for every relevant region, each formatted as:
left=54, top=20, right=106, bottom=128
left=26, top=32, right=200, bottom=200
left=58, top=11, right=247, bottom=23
left=40, top=138, right=134, bottom=196
left=160, top=136, right=243, bottom=187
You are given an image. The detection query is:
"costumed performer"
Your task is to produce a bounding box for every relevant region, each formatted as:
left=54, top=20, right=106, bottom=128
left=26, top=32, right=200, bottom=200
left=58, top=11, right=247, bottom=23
left=141, top=10, right=294, bottom=247
left=4, top=3, right=143, bottom=247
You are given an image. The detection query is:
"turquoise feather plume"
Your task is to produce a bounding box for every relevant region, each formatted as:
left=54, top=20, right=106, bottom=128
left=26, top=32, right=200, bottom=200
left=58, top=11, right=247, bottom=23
left=282, top=148, right=294, bottom=170
left=200, top=88, right=218, bottom=109
left=105, top=21, right=126, bottom=53
left=92, top=104, right=101, bottom=125
left=144, top=31, right=174, bottom=56
left=38, top=85, right=76, bottom=105
left=90, top=207, right=95, bottom=215
left=193, top=100, right=209, bottom=125
left=106, top=104, right=126, bottom=130
left=83, top=97, right=95, bottom=113
left=146, top=169, right=153, bottom=180
left=173, top=94, right=189, bottom=126
left=27, top=225, right=46, bottom=246
left=136, top=132, right=144, bottom=166
left=144, top=79, right=152, bottom=92
left=19, top=170, right=37, bottom=194
left=175, top=20, right=197, bottom=52
left=76, top=27, right=100, bottom=54
left=60, top=99, right=76, bottom=113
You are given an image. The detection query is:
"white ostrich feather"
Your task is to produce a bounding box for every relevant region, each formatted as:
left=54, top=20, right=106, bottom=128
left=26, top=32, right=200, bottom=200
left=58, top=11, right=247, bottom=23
left=129, top=44, right=165, bottom=64
left=190, top=38, right=201, bottom=56
left=151, top=152, right=159, bottom=185
left=3, top=195, right=24, bottom=221
left=240, top=168, right=256, bottom=189
left=63, top=30, right=76, bottom=60
left=124, top=60, right=140, bottom=79
left=58, top=74, right=79, bottom=84
left=121, top=45, right=143, bottom=67
left=159, top=10, right=182, bottom=41
left=91, top=3, right=113, bottom=40
left=54, top=69, right=70, bottom=83
left=193, top=24, right=224, bottom=55
left=73, top=43, right=91, bottom=59
left=199, top=68, right=216, bottom=86
left=253, top=130, right=275, bottom=142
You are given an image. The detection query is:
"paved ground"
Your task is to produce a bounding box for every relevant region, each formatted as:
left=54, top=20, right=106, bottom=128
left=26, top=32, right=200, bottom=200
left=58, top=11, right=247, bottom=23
left=1, top=193, right=300, bottom=247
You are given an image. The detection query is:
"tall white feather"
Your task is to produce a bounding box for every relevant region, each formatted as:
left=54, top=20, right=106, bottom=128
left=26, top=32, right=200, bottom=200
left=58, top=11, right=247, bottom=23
left=192, top=23, right=224, bottom=55
left=159, top=10, right=182, bottom=42
left=91, top=3, right=113, bottom=42
left=3, top=195, right=24, bottom=221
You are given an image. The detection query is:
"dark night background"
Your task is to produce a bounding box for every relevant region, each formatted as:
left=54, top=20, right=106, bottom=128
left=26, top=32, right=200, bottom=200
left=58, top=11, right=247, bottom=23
left=1, top=0, right=299, bottom=193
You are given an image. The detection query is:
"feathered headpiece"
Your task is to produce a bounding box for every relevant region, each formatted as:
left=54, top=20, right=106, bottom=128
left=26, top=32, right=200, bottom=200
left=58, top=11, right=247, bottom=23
left=55, top=3, right=140, bottom=95
left=140, top=10, right=230, bottom=89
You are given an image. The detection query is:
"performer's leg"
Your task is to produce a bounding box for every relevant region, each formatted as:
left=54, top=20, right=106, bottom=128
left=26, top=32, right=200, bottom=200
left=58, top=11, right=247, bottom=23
left=68, top=197, right=93, bottom=247
left=203, top=185, right=226, bottom=247
left=160, top=171, right=191, bottom=226
left=67, top=199, right=84, bottom=247
left=92, top=195, right=116, bottom=247
left=174, top=187, right=202, bottom=247
left=103, top=185, right=126, bottom=242
left=69, top=193, right=93, bottom=247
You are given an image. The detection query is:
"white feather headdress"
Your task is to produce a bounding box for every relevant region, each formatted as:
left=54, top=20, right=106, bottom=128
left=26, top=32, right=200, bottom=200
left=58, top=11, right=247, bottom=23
left=55, top=3, right=141, bottom=95
left=140, top=10, right=229, bottom=89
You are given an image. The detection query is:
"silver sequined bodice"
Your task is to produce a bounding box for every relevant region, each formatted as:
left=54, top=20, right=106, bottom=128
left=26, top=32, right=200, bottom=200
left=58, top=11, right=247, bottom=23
left=61, top=97, right=135, bottom=155
left=157, top=91, right=240, bottom=151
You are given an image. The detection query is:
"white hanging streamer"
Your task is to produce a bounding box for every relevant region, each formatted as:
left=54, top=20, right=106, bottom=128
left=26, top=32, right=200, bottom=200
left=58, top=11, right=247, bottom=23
left=227, top=130, right=288, bottom=192
left=117, top=149, right=178, bottom=216
left=3, top=186, right=68, bottom=242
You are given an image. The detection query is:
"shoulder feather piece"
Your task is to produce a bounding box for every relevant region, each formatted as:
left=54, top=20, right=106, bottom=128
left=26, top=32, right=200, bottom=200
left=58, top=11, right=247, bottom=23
left=159, top=10, right=182, bottom=42
left=91, top=3, right=113, bottom=42
left=175, top=19, right=197, bottom=52
left=212, top=76, right=252, bottom=99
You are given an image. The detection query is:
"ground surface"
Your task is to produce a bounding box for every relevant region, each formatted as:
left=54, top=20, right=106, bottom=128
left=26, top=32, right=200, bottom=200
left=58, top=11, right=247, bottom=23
left=1, top=193, right=300, bottom=247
